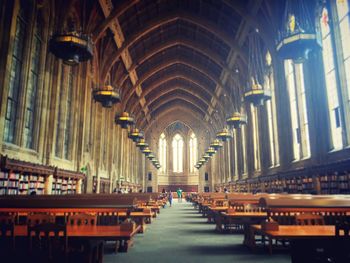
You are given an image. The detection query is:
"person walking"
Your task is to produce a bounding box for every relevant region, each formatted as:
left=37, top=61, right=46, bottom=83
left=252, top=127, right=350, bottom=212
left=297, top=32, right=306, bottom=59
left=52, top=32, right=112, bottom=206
left=168, top=190, right=173, bottom=207
left=177, top=188, right=183, bottom=203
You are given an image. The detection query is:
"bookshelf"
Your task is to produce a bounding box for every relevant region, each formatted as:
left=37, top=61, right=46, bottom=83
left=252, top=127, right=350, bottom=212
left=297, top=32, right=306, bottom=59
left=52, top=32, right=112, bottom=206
left=0, top=155, right=54, bottom=195
left=319, top=172, right=350, bottom=194
left=229, top=164, right=350, bottom=195
left=52, top=168, right=84, bottom=194
left=0, top=155, right=84, bottom=195
left=92, top=176, right=111, bottom=194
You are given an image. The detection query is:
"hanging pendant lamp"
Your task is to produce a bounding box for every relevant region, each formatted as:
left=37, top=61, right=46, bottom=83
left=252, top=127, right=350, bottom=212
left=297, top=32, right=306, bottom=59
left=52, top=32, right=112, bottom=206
left=136, top=139, right=148, bottom=149
left=199, top=158, right=206, bottom=165
left=147, top=153, right=155, bottom=160
left=244, top=30, right=271, bottom=106
left=276, top=0, right=321, bottom=63
left=93, top=85, right=120, bottom=108
left=49, top=31, right=93, bottom=66
left=206, top=147, right=216, bottom=157
left=128, top=128, right=144, bottom=142
left=210, top=139, right=223, bottom=150
left=115, top=112, right=135, bottom=129
left=203, top=154, right=210, bottom=161
left=226, top=112, right=247, bottom=129
left=142, top=147, right=152, bottom=156
left=244, top=81, right=271, bottom=106
left=216, top=128, right=233, bottom=142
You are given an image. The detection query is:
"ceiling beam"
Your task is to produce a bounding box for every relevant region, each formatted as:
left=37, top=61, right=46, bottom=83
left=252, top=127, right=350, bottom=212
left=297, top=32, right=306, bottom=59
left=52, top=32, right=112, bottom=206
left=128, top=38, right=230, bottom=73
left=146, top=97, right=207, bottom=120
left=101, top=11, right=247, bottom=82
left=93, top=0, right=140, bottom=42
left=129, top=74, right=223, bottom=114
left=123, top=59, right=226, bottom=110
left=144, top=107, right=215, bottom=136
left=98, top=0, right=150, bottom=124
left=205, top=0, right=263, bottom=123
left=140, top=86, right=211, bottom=116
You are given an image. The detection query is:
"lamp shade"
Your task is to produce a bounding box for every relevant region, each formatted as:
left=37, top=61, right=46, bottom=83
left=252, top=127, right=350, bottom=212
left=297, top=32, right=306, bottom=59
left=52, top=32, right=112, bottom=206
left=276, top=0, right=321, bottom=63
left=206, top=147, right=216, bottom=157
left=49, top=31, right=93, bottom=65
left=128, top=128, right=144, bottom=142
left=136, top=139, right=148, bottom=149
left=216, top=128, right=233, bottom=142
left=210, top=139, right=223, bottom=150
left=226, top=112, right=247, bottom=129
left=93, top=85, right=120, bottom=108
left=115, top=112, right=135, bottom=129
left=244, top=85, right=271, bottom=107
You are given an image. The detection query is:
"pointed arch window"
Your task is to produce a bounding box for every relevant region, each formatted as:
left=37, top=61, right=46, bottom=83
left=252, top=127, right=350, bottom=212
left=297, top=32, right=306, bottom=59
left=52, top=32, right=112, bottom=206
left=241, top=125, right=247, bottom=175
left=285, top=60, right=310, bottom=160
left=159, top=133, right=167, bottom=173
left=336, top=1, right=350, bottom=102
left=250, top=105, right=261, bottom=171
left=24, top=15, right=42, bottom=149
left=4, top=3, right=29, bottom=143
left=264, top=63, right=280, bottom=167
left=172, top=134, right=183, bottom=173
left=189, top=132, right=197, bottom=173
left=63, top=68, right=73, bottom=160
left=55, top=66, right=74, bottom=160
left=320, top=6, right=343, bottom=150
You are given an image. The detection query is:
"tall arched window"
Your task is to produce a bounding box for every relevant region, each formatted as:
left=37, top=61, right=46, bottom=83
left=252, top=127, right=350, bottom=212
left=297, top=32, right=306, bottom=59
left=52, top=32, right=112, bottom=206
left=285, top=60, right=310, bottom=160
left=4, top=2, right=29, bottom=144
left=189, top=132, right=197, bottom=173
left=321, top=6, right=343, bottom=150
left=24, top=14, right=42, bottom=149
left=159, top=133, right=166, bottom=173
left=336, top=1, right=350, bottom=101
left=172, top=134, right=183, bottom=172
left=55, top=66, right=74, bottom=160
left=264, top=59, right=280, bottom=167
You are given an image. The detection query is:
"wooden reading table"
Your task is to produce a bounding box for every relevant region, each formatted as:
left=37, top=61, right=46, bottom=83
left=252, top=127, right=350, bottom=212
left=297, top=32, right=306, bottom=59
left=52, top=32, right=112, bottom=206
left=215, top=212, right=267, bottom=233
left=248, top=225, right=350, bottom=262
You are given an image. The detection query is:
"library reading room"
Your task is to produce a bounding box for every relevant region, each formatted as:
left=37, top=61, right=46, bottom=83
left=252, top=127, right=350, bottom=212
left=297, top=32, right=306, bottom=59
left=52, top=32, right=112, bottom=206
left=1, top=0, right=350, bottom=262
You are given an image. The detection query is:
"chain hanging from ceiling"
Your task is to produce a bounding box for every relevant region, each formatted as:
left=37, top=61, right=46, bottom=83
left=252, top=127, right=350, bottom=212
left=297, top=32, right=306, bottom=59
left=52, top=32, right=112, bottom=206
left=49, top=0, right=93, bottom=66
left=276, top=0, right=321, bottom=63
left=244, top=29, right=271, bottom=107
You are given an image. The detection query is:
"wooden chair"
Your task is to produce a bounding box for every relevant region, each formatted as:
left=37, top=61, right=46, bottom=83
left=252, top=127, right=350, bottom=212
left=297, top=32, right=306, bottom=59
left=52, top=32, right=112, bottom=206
left=28, top=222, right=68, bottom=262
left=295, top=213, right=325, bottom=226
left=68, top=214, right=103, bottom=263
left=0, top=214, right=16, bottom=252
left=27, top=213, right=55, bottom=226
left=68, top=214, right=97, bottom=226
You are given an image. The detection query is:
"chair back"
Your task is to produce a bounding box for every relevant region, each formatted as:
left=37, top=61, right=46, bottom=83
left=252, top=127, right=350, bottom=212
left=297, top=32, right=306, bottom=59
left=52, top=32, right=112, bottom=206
left=0, top=215, right=15, bottom=251
left=295, top=213, right=325, bottom=226
left=28, top=222, right=67, bottom=239
left=68, top=214, right=97, bottom=226
left=27, top=222, right=68, bottom=259
left=27, top=214, right=55, bottom=226
left=0, top=214, right=15, bottom=237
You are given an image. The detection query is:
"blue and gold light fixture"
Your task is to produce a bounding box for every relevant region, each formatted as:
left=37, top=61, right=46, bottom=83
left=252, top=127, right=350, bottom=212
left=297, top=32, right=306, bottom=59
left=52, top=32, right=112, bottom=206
left=115, top=112, right=135, bottom=129
left=49, top=31, right=93, bottom=66
left=276, top=0, right=321, bottom=63
left=93, top=85, right=120, bottom=108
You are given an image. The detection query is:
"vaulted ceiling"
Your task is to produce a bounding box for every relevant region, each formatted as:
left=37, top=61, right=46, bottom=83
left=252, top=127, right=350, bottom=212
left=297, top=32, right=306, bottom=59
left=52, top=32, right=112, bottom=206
left=61, top=0, right=283, bottom=136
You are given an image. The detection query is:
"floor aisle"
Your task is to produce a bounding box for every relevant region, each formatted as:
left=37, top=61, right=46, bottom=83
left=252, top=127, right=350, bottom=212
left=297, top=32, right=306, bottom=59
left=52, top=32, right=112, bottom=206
left=105, top=201, right=290, bottom=263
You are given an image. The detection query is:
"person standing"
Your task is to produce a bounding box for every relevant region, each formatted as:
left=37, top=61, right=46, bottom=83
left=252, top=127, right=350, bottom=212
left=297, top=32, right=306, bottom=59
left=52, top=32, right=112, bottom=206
left=168, top=190, right=173, bottom=207
left=177, top=188, right=183, bottom=203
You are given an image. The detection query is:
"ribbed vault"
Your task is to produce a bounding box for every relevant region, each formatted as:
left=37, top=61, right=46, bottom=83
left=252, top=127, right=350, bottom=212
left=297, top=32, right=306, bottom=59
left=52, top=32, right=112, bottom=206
left=87, top=0, right=275, bottom=135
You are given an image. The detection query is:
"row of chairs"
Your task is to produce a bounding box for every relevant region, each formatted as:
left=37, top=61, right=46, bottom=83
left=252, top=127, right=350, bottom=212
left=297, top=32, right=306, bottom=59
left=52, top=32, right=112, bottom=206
left=0, top=213, right=103, bottom=263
